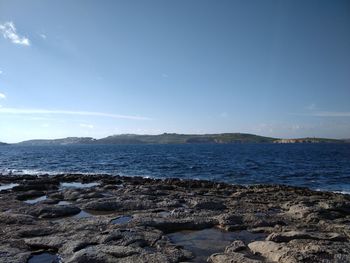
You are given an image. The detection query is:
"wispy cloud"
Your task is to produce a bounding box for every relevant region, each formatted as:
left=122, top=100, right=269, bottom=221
left=0, top=22, right=30, bottom=46
left=0, top=93, right=6, bottom=99
left=0, top=70, right=3, bottom=74
left=39, top=33, right=47, bottom=39
left=0, top=107, right=152, bottom=120
left=310, top=111, right=350, bottom=117
left=79, top=123, right=94, bottom=129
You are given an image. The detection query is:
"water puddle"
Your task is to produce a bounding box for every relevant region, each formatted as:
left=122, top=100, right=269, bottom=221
left=158, top=211, right=171, bottom=218
left=167, top=228, right=266, bottom=262
left=73, top=210, right=93, bottom=219
left=111, top=215, right=132, bottom=224
left=24, top=195, right=48, bottom=204
left=0, top=183, right=19, bottom=191
left=60, top=182, right=100, bottom=189
left=57, top=201, right=71, bottom=206
left=27, top=252, right=60, bottom=263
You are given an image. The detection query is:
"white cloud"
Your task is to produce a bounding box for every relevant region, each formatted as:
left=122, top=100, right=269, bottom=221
left=0, top=107, right=152, bottom=120
left=0, top=22, right=30, bottom=46
left=0, top=70, right=3, bottom=74
left=311, top=111, right=350, bottom=117
left=39, top=33, right=47, bottom=39
left=0, top=93, right=6, bottom=99
left=80, top=123, right=94, bottom=129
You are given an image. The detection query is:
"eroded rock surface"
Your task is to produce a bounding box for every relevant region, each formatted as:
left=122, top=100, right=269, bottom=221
left=0, top=174, right=349, bottom=263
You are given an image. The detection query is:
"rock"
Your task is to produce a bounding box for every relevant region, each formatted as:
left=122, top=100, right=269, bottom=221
left=285, top=203, right=315, bottom=219
left=208, top=252, right=263, bottom=263
left=0, top=212, right=35, bottom=225
left=266, top=231, right=348, bottom=243
left=1, top=174, right=350, bottom=263
left=248, top=241, right=294, bottom=262
left=318, top=200, right=350, bottom=214
left=63, top=190, right=81, bottom=201
left=16, top=190, right=45, bottom=201
left=30, top=205, right=81, bottom=218
left=225, top=240, right=247, bottom=253
left=217, top=213, right=243, bottom=226
left=49, top=192, right=64, bottom=200
left=17, top=227, right=56, bottom=238
left=139, top=217, right=215, bottom=233
left=66, top=245, right=142, bottom=263
left=249, top=239, right=350, bottom=263
left=24, top=235, right=64, bottom=250
left=0, top=245, right=30, bottom=263
left=12, top=182, right=58, bottom=192
left=191, top=199, right=227, bottom=210
left=83, top=200, right=155, bottom=211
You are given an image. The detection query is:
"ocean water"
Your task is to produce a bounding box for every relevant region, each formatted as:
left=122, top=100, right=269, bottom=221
left=0, top=143, right=349, bottom=193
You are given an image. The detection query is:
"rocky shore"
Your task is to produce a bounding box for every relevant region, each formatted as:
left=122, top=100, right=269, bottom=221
left=0, top=174, right=349, bottom=263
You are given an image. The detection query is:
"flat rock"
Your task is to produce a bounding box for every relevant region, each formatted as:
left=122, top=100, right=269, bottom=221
left=208, top=252, right=263, bottom=263
left=0, top=212, right=36, bottom=225
left=266, top=231, right=348, bottom=243
left=248, top=241, right=294, bottom=262
left=225, top=240, right=247, bottom=253
left=0, top=174, right=349, bottom=263
left=30, top=205, right=81, bottom=218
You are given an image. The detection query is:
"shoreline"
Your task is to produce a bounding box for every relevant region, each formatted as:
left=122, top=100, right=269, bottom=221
left=1, top=172, right=349, bottom=195
left=1, top=174, right=350, bottom=262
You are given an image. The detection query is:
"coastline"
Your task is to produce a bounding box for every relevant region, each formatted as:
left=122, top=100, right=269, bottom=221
left=0, top=174, right=349, bottom=262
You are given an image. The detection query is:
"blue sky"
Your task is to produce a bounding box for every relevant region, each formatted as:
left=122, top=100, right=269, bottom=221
left=0, top=0, right=349, bottom=143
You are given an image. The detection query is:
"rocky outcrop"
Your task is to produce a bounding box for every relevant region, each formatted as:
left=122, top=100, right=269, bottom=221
left=0, top=174, right=349, bottom=262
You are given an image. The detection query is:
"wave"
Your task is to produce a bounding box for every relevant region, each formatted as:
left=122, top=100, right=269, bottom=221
left=333, top=190, right=350, bottom=195
left=315, top=188, right=350, bottom=195
left=0, top=168, right=115, bottom=177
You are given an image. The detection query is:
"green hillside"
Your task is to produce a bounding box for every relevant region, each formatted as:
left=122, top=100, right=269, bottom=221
left=95, top=133, right=277, bottom=144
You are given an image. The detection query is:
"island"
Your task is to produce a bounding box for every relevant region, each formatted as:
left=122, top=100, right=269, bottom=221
left=6, top=133, right=348, bottom=146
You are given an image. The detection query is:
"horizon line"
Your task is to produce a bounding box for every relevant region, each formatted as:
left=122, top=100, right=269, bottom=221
left=1, top=132, right=348, bottom=144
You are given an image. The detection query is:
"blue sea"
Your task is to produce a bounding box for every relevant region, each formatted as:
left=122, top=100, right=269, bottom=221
left=0, top=144, right=350, bottom=193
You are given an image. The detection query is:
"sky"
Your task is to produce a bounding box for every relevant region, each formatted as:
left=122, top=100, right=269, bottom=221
left=0, top=0, right=350, bottom=143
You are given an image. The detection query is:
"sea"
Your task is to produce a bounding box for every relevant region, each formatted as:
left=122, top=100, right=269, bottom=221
left=0, top=143, right=349, bottom=194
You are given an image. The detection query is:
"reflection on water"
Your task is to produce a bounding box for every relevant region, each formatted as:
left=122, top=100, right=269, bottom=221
left=167, top=228, right=266, bottom=262
left=73, top=210, right=92, bottom=219
left=0, top=183, right=19, bottom=191
left=60, top=182, right=100, bottom=189
left=57, top=201, right=71, bottom=206
left=111, top=215, right=132, bottom=224
left=27, top=252, right=60, bottom=263
left=24, top=195, right=48, bottom=204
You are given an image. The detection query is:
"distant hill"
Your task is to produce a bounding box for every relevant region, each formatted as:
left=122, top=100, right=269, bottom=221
left=14, top=133, right=349, bottom=145
left=0, top=142, right=8, bottom=146
left=17, top=137, right=96, bottom=146
left=96, top=133, right=277, bottom=144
